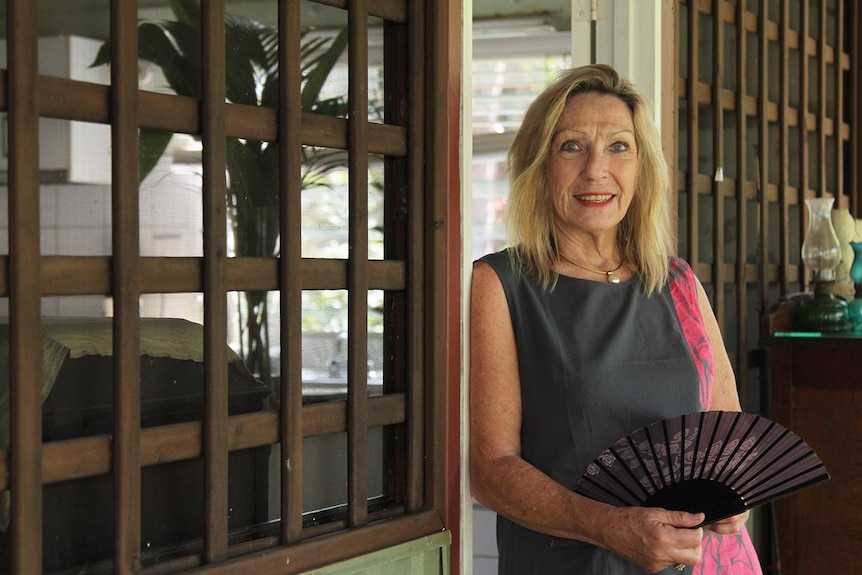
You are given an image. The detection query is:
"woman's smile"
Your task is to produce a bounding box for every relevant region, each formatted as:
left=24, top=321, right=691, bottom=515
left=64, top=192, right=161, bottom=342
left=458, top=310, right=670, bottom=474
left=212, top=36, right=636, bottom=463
left=573, top=193, right=615, bottom=205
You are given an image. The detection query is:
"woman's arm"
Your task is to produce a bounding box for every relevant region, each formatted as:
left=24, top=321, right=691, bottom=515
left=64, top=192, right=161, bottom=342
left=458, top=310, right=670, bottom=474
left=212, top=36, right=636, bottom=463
left=469, top=261, right=705, bottom=570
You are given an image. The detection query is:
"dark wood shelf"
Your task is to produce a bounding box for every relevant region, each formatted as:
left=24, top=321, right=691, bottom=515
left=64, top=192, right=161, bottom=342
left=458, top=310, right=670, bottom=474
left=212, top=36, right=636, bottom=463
left=762, top=336, right=862, bottom=574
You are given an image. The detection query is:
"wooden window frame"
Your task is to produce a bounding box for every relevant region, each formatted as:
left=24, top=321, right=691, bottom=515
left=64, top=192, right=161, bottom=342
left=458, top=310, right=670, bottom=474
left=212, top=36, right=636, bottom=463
left=0, top=0, right=456, bottom=573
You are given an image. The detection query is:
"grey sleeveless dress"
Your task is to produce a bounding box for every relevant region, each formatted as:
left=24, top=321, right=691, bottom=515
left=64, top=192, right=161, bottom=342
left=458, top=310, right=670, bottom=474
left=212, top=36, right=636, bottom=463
left=479, top=249, right=703, bottom=575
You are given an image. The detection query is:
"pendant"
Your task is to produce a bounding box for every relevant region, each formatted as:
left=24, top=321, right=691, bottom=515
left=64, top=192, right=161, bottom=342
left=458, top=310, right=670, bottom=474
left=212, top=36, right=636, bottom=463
left=607, top=272, right=621, bottom=284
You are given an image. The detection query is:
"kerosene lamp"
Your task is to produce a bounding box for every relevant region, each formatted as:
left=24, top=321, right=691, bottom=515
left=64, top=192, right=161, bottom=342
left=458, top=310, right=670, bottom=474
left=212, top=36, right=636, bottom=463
left=792, top=197, right=851, bottom=332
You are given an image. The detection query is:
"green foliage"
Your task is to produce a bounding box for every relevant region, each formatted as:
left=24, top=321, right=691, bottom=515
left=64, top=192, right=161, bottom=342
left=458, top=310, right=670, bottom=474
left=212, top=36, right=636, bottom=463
left=91, top=0, right=349, bottom=184
left=93, top=0, right=350, bottom=380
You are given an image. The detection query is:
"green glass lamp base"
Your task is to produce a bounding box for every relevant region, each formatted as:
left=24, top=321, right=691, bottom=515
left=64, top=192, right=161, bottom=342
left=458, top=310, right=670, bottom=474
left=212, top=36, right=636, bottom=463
left=792, top=291, right=851, bottom=332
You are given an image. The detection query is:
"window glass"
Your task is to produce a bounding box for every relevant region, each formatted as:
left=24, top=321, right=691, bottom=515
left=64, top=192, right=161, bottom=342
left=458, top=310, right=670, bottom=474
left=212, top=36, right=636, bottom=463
left=471, top=51, right=571, bottom=261
left=0, top=0, right=421, bottom=570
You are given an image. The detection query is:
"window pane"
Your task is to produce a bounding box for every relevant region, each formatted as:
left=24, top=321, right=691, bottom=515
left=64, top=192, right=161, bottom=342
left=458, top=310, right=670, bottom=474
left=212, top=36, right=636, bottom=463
left=300, top=427, right=388, bottom=523
left=300, top=289, right=384, bottom=402
left=746, top=30, right=760, bottom=99
left=723, top=109, right=738, bottom=181
left=677, top=190, right=689, bottom=261
left=138, top=3, right=201, bottom=97
left=698, top=193, right=714, bottom=265
left=724, top=22, right=737, bottom=92
left=472, top=157, right=508, bottom=259
left=698, top=11, right=714, bottom=85
left=369, top=16, right=386, bottom=123
left=300, top=155, right=385, bottom=260
left=42, top=175, right=112, bottom=256
left=302, top=1, right=349, bottom=119
left=227, top=137, right=281, bottom=258
left=697, top=104, right=714, bottom=177
left=141, top=136, right=204, bottom=258
left=724, top=195, right=737, bottom=265
left=471, top=48, right=571, bottom=262
left=747, top=198, right=759, bottom=264
left=230, top=289, right=279, bottom=384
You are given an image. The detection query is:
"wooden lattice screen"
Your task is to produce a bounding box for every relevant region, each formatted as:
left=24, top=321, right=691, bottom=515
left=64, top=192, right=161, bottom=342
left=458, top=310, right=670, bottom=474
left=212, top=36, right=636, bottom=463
left=675, top=0, right=859, bottom=410
left=0, top=1, right=452, bottom=573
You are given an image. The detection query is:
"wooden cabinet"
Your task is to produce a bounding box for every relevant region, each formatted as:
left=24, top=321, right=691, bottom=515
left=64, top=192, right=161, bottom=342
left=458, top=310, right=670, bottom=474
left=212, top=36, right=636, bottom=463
left=40, top=355, right=271, bottom=573
left=0, top=320, right=273, bottom=573
left=762, top=335, right=862, bottom=575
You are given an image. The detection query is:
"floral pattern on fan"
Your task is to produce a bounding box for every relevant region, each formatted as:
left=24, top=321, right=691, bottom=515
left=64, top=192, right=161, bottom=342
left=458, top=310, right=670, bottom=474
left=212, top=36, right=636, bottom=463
left=576, top=411, right=830, bottom=526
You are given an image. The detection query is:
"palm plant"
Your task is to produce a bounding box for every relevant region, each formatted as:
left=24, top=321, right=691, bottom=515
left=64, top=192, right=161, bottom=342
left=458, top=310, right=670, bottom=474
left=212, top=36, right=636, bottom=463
left=94, top=0, right=349, bottom=380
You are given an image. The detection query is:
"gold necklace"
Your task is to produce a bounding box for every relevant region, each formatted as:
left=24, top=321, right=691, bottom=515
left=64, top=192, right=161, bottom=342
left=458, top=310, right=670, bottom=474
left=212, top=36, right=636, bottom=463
left=558, top=252, right=623, bottom=284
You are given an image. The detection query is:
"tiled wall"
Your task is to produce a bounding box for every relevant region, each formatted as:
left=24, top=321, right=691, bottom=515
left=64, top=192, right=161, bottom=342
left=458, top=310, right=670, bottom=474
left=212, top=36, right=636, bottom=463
left=473, top=501, right=498, bottom=575
left=0, top=155, right=204, bottom=320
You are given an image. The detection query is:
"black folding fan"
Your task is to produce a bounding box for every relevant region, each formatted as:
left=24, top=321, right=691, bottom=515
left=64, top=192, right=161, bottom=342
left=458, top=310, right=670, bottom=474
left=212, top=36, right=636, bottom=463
left=574, top=410, right=830, bottom=526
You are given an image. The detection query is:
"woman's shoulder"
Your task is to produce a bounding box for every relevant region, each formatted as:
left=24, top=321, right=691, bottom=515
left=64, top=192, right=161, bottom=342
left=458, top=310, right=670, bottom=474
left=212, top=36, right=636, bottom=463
left=475, top=247, right=511, bottom=266
left=475, top=248, right=516, bottom=278
left=666, top=256, right=702, bottom=298
left=668, top=256, right=694, bottom=279
left=474, top=248, right=543, bottom=295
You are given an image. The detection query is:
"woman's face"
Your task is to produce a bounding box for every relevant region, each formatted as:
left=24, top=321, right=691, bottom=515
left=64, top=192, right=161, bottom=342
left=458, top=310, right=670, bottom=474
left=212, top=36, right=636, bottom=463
left=547, top=92, right=638, bottom=237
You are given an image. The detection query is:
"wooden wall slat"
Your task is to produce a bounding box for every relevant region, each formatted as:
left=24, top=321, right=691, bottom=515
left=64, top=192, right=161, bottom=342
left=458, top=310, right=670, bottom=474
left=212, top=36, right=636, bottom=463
left=0, top=76, right=407, bottom=157
left=663, top=0, right=678, bottom=234
left=758, top=4, right=770, bottom=330
left=835, top=0, right=845, bottom=209
left=110, top=0, right=143, bottom=572
left=347, top=0, right=370, bottom=529
left=0, top=394, right=409, bottom=492
left=278, top=0, right=305, bottom=544
left=0, top=256, right=408, bottom=295
left=854, top=3, right=862, bottom=218
left=223, top=105, right=408, bottom=157
left=800, top=1, right=811, bottom=291
left=819, top=0, right=828, bottom=205
left=426, top=0, right=448, bottom=512
left=6, top=0, right=42, bottom=572
left=780, top=0, right=792, bottom=293
left=201, top=0, right=230, bottom=563
left=406, top=0, right=426, bottom=512
left=686, top=0, right=700, bottom=265
left=734, top=0, right=748, bottom=403
left=712, top=0, right=725, bottom=331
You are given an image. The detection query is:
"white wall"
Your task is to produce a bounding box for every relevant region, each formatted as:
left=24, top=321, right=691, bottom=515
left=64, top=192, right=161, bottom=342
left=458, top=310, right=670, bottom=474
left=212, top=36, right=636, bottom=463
left=573, top=0, right=663, bottom=122
left=461, top=2, right=475, bottom=573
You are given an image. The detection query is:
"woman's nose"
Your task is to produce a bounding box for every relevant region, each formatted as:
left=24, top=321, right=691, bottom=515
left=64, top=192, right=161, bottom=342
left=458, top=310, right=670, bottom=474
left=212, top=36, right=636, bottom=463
left=583, top=148, right=609, bottom=180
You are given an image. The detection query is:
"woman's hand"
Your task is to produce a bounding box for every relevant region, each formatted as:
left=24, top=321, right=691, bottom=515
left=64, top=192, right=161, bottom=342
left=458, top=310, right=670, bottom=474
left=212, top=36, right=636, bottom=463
left=600, top=506, right=705, bottom=573
left=703, top=510, right=749, bottom=535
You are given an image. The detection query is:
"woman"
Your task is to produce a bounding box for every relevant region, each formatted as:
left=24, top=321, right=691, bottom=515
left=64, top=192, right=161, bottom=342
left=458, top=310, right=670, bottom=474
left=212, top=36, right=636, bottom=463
left=469, top=64, right=762, bottom=574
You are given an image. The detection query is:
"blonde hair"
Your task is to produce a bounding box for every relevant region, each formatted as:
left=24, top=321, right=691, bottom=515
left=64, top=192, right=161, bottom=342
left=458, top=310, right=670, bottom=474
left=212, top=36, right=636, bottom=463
left=505, top=64, right=673, bottom=295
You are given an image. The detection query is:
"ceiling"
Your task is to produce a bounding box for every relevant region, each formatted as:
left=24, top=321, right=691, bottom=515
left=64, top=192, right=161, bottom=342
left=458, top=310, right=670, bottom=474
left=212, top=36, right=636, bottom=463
left=5, top=0, right=572, bottom=40
left=473, top=0, right=572, bottom=31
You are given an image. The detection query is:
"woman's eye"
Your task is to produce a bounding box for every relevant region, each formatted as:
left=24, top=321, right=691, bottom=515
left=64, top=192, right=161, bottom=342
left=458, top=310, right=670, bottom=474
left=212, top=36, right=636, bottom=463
left=610, top=142, right=630, bottom=153
left=561, top=140, right=580, bottom=152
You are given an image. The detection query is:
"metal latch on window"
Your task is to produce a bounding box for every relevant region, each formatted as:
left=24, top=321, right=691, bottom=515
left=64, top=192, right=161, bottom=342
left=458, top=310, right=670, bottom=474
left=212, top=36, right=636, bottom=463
left=572, top=0, right=599, bottom=22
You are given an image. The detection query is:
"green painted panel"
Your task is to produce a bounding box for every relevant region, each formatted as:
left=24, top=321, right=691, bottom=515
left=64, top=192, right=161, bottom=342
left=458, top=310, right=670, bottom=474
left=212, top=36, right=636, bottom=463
left=304, top=531, right=451, bottom=575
